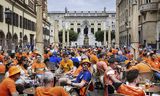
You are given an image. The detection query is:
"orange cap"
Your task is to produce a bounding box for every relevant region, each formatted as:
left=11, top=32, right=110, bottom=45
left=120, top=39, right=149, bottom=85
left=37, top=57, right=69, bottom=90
left=9, top=66, right=20, bottom=77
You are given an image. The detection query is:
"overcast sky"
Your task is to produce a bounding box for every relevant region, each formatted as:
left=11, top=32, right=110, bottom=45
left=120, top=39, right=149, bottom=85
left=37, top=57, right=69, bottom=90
left=47, top=0, right=116, bottom=12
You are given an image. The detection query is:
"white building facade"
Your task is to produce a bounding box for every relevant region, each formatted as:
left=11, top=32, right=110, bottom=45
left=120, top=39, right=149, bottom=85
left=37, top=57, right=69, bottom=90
left=48, top=8, right=116, bottom=47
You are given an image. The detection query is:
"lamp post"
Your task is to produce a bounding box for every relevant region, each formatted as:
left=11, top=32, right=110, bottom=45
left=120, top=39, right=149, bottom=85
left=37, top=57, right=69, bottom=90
left=5, top=8, right=12, bottom=51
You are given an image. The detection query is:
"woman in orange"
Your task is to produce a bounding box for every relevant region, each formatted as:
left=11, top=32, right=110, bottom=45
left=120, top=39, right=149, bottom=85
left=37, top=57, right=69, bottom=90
left=32, top=55, right=48, bottom=75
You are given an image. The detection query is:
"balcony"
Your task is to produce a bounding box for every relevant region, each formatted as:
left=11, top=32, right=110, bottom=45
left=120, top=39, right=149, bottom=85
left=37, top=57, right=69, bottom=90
left=140, top=3, right=158, bottom=13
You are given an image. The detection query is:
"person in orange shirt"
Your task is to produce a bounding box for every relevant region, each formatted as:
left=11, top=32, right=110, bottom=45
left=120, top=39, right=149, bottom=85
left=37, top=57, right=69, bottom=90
left=35, top=71, right=69, bottom=96
left=89, top=52, right=99, bottom=64
left=32, top=55, right=48, bottom=75
left=116, top=69, right=145, bottom=96
left=128, top=60, right=152, bottom=73
left=0, top=66, right=21, bottom=96
left=0, top=58, right=5, bottom=82
left=59, top=52, right=74, bottom=73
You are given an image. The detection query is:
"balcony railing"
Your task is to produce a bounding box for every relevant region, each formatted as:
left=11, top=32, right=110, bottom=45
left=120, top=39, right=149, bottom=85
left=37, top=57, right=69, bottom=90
left=140, top=2, right=158, bottom=13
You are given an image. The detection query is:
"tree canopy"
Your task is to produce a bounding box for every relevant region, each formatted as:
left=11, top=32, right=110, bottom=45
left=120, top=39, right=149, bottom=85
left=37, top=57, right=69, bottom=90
left=58, top=30, right=78, bottom=42
left=95, top=30, right=115, bottom=42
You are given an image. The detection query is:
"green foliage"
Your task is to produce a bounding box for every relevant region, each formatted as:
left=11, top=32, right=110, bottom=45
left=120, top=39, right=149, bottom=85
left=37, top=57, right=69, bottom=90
left=58, top=30, right=78, bottom=42
left=95, top=31, right=115, bottom=42
left=95, top=31, right=104, bottom=42
left=69, top=30, right=78, bottom=41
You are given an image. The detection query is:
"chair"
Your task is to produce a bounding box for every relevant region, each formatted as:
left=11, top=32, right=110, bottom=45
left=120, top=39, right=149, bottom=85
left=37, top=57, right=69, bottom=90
left=84, top=79, right=93, bottom=96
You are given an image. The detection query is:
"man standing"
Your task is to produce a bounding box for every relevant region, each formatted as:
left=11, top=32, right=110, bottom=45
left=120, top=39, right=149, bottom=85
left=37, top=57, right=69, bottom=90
left=0, top=66, right=21, bottom=96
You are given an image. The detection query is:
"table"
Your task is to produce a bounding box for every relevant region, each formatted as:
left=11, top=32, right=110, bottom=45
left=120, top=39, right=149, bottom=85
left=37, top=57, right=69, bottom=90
left=139, top=84, right=160, bottom=96
left=23, top=87, right=35, bottom=95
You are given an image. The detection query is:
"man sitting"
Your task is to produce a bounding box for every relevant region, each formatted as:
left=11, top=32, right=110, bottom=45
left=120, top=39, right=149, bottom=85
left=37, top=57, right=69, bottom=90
left=35, top=71, right=69, bottom=96
left=59, top=59, right=92, bottom=96
left=113, top=69, right=145, bottom=96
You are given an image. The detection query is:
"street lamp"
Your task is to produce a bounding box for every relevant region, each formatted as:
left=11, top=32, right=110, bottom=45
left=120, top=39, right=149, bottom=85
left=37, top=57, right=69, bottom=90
left=5, top=8, right=12, bottom=51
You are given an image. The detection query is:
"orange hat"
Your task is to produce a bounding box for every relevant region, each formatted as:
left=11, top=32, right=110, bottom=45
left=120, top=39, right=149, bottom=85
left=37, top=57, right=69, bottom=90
left=81, top=59, right=91, bottom=67
left=9, top=66, right=20, bottom=77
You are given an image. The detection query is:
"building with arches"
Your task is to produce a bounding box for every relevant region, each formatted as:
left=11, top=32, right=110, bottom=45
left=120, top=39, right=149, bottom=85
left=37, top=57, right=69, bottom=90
left=0, top=0, right=51, bottom=51
left=48, top=8, right=116, bottom=47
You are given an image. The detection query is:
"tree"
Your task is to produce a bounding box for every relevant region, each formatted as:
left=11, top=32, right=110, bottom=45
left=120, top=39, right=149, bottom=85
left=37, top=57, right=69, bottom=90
left=95, top=31, right=115, bottom=42
left=58, top=30, right=78, bottom=43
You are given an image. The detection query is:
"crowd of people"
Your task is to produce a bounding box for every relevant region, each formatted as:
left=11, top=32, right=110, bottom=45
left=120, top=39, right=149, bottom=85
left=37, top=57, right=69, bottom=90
left=0, top=45, right=160, bottom=96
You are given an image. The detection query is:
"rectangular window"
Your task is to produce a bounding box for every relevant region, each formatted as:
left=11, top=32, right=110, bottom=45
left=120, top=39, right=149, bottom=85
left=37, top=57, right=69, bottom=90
left=15, top=14, right=18, bottom=27
left=77, top=23, right=80, bottom=25
left=20, top=16, right=22, bottom=28
left=98, top=28, right=101, bottom=31
left=23, top=18, right=26, bottom=29
left=98, top=23, right=101, bottom=25
left=70, top=23, right=74, bottom=25
left=0, top=5, right=3, bottom=22
left=70, top=28, right=74, bottom=31
left=91, top=28, right=94, bottom=34
left=77, top=28, right=81, bottom=33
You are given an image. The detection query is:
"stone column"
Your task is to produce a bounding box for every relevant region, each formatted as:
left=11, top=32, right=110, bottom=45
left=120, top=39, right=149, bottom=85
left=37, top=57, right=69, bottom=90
left=104, top=30, right=107, bottom=46
left=36, top=0, right=44, bottom=55
left=54, top=20, right=59, bottom=45
left=74, top=21, right=77, bottom=32
left=108, top=26, right=111, bottom=48
left=67, top=30, right=69, bottom=47
left=62, top=28, right=66, bottom=49
left=94, top=21, right=98, bottom=34
left=115, top=3, right=119, bottom=48
left=131, top=0, right=139, bottom=59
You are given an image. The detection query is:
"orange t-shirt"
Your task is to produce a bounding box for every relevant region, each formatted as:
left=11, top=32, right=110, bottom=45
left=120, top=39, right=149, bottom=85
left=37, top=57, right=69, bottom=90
left=0, top=78, right=17, bottom=96
left=60, top=59, right=74, bottom=73
left=73, top=65, right=83, bottom=76
left=0, top=63, right=5, bottom=73
left=35, top=86, right=69, bottom=96
left=49, top=86, right=69, bottom=96
left=117, top=84, right=145, bottom=96
left=147, top=59, right=160, bottom=70
left=35, top=87, right=56, bottom=96
left=32, top=62, right=46, bottom=74
left=90, top=54, right=99, bottom=64
left=129, top=63, right=152, bottom=73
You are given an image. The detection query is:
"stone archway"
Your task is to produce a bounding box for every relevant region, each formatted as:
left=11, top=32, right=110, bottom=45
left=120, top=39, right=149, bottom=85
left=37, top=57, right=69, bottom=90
left=6, top=32, right=12, bottom=50
left=23, top=35, right=28, bottom=47
left=13, top=34, right=18, bottom=46
left=0, top=31, right=5, bottom=49
left=12, top=34, right=18, bottom=51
